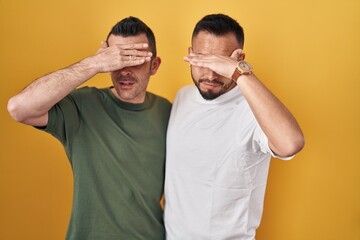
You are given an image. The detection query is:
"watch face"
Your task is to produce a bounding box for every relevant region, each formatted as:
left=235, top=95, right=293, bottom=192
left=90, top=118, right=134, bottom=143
left=238, top=61, right=252, bottom=72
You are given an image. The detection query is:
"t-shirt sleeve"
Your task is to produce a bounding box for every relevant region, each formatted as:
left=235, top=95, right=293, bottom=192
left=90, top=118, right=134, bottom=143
left=253, top=125, right=293, bottom=161
left=35, top=90, right=82, bottom=147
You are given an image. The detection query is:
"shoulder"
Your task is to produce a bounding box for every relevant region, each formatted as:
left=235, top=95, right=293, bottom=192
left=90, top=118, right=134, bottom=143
left=175, top=85, right=197, bottom=100
left=178, top=85, right=196, bottom=94
left=170, top=85, right=198, bottom=112
left=69, top=86, right=110, bottom=102
left=72, top=86, right=104, bottom=96
left=58, top=87, right=111, bottom=111
left=147, top=92, right=172, bottom=107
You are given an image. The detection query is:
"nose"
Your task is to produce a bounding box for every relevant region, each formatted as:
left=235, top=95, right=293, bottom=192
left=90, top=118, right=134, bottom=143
left=119, top=67, right=132, bottom=76
left=203, top=68, right=218, bottom=81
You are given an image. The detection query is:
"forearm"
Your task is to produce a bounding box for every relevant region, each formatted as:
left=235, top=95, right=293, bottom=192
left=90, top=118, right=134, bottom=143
left=7, top=57, right=98, bottom=124
left=237, top=74, right=304, bottom=157
left=183, top=50, right=304, bottom=156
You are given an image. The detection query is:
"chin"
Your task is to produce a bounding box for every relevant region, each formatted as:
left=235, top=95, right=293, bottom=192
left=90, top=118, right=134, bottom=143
left=198, top=89, right=221, bottom=100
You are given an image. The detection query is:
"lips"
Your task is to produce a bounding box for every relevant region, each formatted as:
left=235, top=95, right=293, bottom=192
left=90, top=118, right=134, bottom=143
left=119, top=81, right=135, bottom=85
left=199, top=80, right=223, bottom=90
left=117, top=77, right=137, bottom=89
left=117, top=81, right=135, bottom=90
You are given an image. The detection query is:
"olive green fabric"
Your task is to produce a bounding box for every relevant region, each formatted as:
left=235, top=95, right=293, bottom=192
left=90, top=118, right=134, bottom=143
left=38, top=87, right=171, bottom=240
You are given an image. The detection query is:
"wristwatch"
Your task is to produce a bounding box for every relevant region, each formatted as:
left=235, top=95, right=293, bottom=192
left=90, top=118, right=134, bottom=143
left=231, top=60, right=252, bottom=82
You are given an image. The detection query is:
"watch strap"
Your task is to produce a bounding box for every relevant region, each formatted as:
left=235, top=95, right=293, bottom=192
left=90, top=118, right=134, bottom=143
left=231, top=68, right=252, bottom=82
left=231, top=68, right=242, bottom=82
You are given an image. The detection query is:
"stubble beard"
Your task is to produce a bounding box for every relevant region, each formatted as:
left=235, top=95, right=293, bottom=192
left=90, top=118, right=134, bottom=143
left=192, top=73, right=234, bottom=101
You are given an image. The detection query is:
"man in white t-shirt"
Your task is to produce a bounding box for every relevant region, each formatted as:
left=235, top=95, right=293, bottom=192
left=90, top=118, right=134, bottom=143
left=164, top=14, right=305, bottom=240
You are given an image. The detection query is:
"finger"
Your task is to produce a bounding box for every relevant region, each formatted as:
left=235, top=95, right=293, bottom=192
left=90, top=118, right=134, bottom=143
left=184, top=54, right=213, bottom=63
left=184, top=54, right=206, bottom=63
left=123, top=49, right=153, bottom=57
left=184, top=55, right=201, bottom=64
left=120, top=43, right=149, bottom=50
left=126, top=55, right=152, bottom=63
left=125, top=57, right=152, bottom=67
left=183, top=56, right=207, bottom=68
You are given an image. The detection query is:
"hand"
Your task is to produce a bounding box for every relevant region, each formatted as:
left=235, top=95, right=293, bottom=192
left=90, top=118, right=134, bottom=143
left=184, top=49, right=243, bottom=79
left=92, top=41, right=153, bottom=73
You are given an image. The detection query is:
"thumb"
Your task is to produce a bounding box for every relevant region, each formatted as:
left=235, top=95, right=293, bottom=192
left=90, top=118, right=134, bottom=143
left=230, top=49, right=243, bottom=61
left=100, top=40, right=108, bottom=48
left=96, top=40, right=108, bottom=54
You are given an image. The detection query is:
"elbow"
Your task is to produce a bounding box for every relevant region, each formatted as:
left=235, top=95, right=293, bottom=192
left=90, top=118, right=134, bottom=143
left=287, top=136, right=305, bottom=157
left=8, top=95, right=49, bottom=127
left=273, top=133, right=305, bottom=158
left=7, top=97, right=27, bottom=123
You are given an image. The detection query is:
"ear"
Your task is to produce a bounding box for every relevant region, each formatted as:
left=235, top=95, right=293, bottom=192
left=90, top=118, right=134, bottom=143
left=188, top=47, right=193, bottom=55
left=150, top=57, right=161, bottom=75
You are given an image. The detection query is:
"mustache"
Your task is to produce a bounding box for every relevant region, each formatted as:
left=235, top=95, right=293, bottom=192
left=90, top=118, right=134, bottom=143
left=198, top=79, right=224, bottom=85
left=116, top=76, right=137, bottom=83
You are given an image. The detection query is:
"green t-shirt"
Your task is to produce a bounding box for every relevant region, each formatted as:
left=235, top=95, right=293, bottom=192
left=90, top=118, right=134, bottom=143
left=39, top=87, right=171, bottom=240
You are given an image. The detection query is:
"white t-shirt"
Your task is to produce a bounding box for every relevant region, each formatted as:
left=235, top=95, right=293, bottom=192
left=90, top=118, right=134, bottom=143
left=164, top=85, right=291, bottom=240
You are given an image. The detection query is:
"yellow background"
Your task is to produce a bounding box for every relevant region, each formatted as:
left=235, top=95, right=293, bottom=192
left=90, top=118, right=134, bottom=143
left=1, top=0, right=359, bottom=239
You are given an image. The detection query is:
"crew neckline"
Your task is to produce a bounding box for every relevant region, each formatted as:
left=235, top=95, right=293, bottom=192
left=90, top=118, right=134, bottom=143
left=106, top=87, right=151, bottom=111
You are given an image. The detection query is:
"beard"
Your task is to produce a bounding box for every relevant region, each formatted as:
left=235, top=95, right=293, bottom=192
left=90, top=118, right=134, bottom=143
left=192, top=76, right=235, bottom=100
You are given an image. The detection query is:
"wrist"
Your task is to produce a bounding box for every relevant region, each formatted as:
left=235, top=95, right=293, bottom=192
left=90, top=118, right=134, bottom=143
left=231, top=60, right=253, bottom=83
left=236, top=72, right=255, bottom=86
left=79, top=56, right=101, bottom=75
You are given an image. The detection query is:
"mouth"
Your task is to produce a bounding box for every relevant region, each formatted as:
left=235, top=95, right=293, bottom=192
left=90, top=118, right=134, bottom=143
left=199, top=80, right=223, bottom=90
left=117, top=78, right=137, bottom=89
left=119, top=81, right=135, bottom=85
left=117, top=81, right=134, bottom=90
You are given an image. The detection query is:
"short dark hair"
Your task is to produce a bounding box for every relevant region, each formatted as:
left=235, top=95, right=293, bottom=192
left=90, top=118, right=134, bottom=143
left=106, top=16, right=157, bottom=56
left=192, top=14, right=244, bottom=48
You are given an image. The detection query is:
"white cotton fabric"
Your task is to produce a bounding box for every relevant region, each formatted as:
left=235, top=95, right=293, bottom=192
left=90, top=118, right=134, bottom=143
left=164, top=85, right=291, bottom=240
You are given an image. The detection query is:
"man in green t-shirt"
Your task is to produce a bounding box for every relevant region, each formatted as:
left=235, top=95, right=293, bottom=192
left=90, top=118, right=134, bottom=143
left=8, top=17, right=171, bottom=239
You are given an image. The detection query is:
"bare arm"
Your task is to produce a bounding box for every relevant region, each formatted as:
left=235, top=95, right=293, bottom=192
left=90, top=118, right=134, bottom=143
left=7, top=42, right=152, bottom=127
left=235, top=73, right=304, bottom=157
left=184, top=51, right=304, bottom=157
